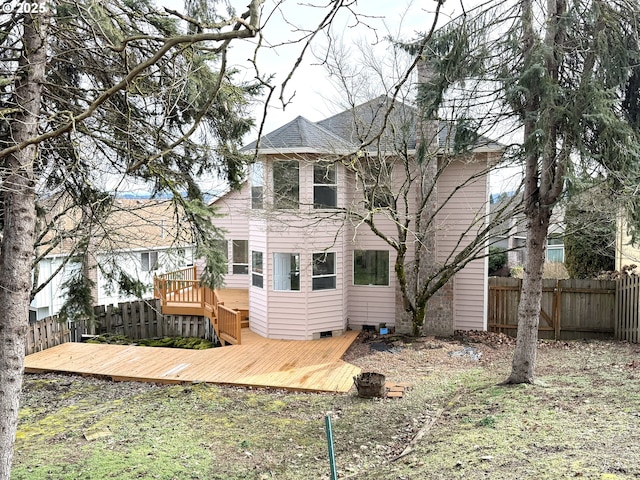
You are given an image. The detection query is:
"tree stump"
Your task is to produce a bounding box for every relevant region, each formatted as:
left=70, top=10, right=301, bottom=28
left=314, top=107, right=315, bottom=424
left=353, top=372, right=386, bottom=398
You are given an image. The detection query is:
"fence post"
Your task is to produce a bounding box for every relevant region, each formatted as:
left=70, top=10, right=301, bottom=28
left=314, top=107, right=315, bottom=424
left=325, top=414, right=338, bottom=480
left=554, top=280, right=561, bottom=340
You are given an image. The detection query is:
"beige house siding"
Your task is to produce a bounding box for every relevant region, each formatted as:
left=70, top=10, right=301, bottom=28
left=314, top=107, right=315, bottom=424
left=436, top=156, right=490, bottom=330
left=209, top=144, right=496, bottom=339
left=276, top=218, right=347, bottom=338
left=346, top=233, right=397, bottom=329
left=213, top=185, right=252, bottom=289
left=248, top=224, right=268, bottom=337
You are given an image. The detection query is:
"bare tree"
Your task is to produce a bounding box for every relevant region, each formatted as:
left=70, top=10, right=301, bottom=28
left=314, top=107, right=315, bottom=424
left=245, top=30, right=518, bottom=336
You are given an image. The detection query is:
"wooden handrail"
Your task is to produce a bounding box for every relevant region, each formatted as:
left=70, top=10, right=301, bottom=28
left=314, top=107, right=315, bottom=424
left=154, top=268, right=242, bottom=345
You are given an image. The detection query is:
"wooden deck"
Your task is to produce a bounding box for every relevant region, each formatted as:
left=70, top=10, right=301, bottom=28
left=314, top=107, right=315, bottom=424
left=155, top=267, right=248, bottom=344
left=24, top=330, right=361, bottom=393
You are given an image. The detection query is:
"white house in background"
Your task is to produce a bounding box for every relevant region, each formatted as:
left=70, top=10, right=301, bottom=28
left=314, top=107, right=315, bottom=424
left=490, top=192, right=565, bottom=267
left=31, top=199, right=195, bottom=320
left=209, top=93, right=504, bottom=341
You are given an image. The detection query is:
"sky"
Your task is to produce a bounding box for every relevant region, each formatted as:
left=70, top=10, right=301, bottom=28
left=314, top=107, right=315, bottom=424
left=155, top=0, right=519, bottom=194
left=159, top=0, right=483, bottom=134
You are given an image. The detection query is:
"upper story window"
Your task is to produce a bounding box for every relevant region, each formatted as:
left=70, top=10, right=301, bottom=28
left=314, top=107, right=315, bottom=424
left=232, top=240, right=248, bottom=274
left=141, top=251, right=159, bottom=272
left=314, top=162, right=337, bottom=209
left=359, top=157, right=393, bottom=208
left=251, top=251, right=264, bottom=288
left=273, top=160, right=299, bottom=209
left=312, top=252, right=336, bottom=290
left=354, top=250, right=389, bottom=286
left=251, top=161, right=264, bottom=209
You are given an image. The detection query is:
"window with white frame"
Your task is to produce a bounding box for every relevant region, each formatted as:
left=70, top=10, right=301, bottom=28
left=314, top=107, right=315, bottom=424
left=273, top=160, right=299, bottom=209
left=546, top=238, right=565, bottom=263
left=252, top=251, right=263, bottom=288
left=273, top=253, right=300, bottom=291
left=232, top=240, right=248, bottom=274
left=141, top=251, right=159, bottom=272
left=251, top=161, right=264, bottom=209
left=312, top=252, right=336, bottom=290
left=354, top=250, right=389, bottom=286
left=358, top=156, right=393, bottom=208
left=313, top=162, right=337, bottom=208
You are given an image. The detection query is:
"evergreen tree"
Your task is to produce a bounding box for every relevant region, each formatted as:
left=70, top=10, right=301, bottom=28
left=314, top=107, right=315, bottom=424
left=417, top=0, right=640, bottom=383
left=563, top=185, right=616, bottom=279
left=0, top=1, right=263, bottom=476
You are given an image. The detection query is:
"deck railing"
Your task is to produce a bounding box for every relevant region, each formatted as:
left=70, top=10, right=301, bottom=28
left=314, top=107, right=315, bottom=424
left=154, top=268, right=243, bottom=345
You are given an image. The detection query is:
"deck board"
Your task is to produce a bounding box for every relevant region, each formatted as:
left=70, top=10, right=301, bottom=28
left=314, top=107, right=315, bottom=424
left=24, top=330, right=361, bottom=393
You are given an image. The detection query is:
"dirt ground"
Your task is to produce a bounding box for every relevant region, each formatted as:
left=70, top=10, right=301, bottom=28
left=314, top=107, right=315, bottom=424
left=12, top=332, right=640, bottom=480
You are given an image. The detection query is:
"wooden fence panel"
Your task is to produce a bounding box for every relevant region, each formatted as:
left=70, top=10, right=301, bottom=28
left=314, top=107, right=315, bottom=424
left=25, top=316, right=73, bottom=355
left=559, top=279, right=617, bottom=340
left=26, top=298, right=215, bottom=356
left=487, top=277, right=520, bottom=336
left=92, top=299, right=213, bottom=342
left=617, top=276, right=640, bottom=343
left=488, top=278, right=617, bottom=340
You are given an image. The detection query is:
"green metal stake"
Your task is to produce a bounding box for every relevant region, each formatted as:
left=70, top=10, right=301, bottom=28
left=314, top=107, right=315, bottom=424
left=325, top=413, right=337, bottom=480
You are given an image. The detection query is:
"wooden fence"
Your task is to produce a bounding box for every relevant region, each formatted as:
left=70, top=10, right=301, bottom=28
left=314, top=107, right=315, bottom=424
left=26, top=316, right=75, bottom=356
left=488, top=278, right=617, bottom=340
left=26, top=298, right=214, bottom=355
left=92, top=299, right=214, bottom=340
left=616, top=275, right=640, bottom=343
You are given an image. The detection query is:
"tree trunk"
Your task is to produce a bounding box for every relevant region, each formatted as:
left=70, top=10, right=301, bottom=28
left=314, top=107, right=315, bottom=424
left=0, top=14, right=47, bottom=480
left=506, top=207, right=551, bottom=384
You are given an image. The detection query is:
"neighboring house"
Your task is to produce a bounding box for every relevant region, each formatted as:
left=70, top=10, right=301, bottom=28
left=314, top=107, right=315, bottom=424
left=490, top=192, right=565, bottom=268
left=209, top=92, right=504, bottom=340
left=31, top=199, right=195, bottom=320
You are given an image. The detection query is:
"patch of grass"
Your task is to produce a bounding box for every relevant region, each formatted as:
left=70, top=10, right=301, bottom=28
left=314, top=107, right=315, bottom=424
left=13, top=340, right=640, bottom=479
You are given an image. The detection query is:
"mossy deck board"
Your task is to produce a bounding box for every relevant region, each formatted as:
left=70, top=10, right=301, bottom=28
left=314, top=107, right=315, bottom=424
left=24, top=330, right=361, bottom=393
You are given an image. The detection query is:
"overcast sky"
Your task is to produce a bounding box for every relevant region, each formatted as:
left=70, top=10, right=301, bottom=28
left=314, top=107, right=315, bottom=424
left=155, top=0, right=518, bottom=194
left=159, top=0, right=483, bottom=134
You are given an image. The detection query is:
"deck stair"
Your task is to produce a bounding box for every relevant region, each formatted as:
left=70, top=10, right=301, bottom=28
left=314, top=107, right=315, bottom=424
left=154, top=267, right=249, bottom=345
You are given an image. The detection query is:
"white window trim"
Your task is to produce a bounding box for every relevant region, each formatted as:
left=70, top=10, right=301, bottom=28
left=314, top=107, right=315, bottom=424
left=353, top=250, right=390, bottom=287
left=141, top=251, right=159, bottom=272
left=251, top=250, right=264, bottom=288
left=232, top=240, right=249, bottom=275
left=273, top=252, right=301, bottom=292
left=313, top=161, right=338, bottom=209
left=312, top=252, right=337, bottom=291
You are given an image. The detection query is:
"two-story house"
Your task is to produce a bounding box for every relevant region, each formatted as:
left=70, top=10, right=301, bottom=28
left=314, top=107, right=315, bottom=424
left=208, top=92, right=504, bottom=340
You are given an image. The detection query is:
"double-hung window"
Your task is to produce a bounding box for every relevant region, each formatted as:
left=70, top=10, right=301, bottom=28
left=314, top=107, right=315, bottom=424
left=251, top=161, right=264, bottom=209
left=232, top=240, right=249, bottom=274
left=359, top=157, right=393, bottom=208
left=273, top=160, right=299, bottom=209
left=313, top=162, right=337, bottom=208
left=251, top=251, right=264, bottom=288
left=312, top=252, right=336, bottom=290
left=354, top=250, right=389, bottom=286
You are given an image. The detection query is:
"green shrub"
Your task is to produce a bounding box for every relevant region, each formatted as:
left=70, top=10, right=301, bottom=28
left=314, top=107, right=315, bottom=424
left=488, top=246, right=508, bottom=275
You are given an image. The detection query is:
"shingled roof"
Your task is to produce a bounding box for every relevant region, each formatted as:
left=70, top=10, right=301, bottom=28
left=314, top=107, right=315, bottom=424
left=242, top=116, right=354, bottom=155
left=243, top=96, right=503, bottom=155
